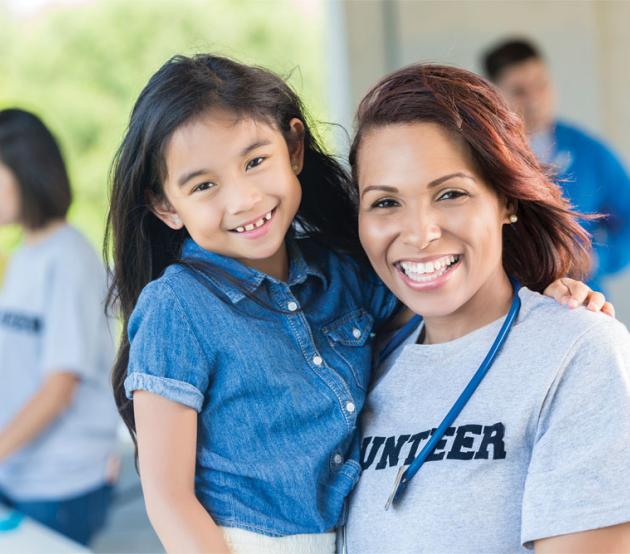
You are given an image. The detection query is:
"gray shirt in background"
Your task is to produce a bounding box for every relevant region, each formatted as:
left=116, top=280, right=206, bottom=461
left=345, top=287, right=630, bottom=553
left=0, top=224, right=119, bottom=500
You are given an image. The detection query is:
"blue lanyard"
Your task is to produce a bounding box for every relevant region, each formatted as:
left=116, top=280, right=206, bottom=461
left=376, top=313, right=423, bottom=368
left=385, top=279, right=522, bottom=510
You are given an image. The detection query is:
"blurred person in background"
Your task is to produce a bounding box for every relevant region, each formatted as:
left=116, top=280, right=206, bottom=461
left=0, top=108, right=119, bottom=546
left=483, top=38, right=630, bottom=293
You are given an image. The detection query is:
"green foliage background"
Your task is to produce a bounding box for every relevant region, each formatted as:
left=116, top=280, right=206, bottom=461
left=0, top=0, right=325, bottom=263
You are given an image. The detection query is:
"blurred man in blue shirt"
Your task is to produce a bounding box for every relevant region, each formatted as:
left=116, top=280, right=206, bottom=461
left=483, top=38, right=630, bottom=293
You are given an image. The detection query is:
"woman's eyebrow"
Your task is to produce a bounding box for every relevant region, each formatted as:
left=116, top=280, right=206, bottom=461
left=360, top=172, right=475, bottom=199
left=360, top=185, right=398, bottom=199
left=427, top=172, right=476, bottom=188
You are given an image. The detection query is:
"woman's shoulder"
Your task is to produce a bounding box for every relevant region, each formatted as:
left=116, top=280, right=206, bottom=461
left=518, top=286, right=629, bottom=355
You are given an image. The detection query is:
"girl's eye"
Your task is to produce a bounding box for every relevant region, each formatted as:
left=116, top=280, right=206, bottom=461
left=245, top=156, right=265, bottom=171
left=438, top=189, right=467, bottom=201
left=193, top=181, right=216, bottom=193
left=371, top=198, right=400, bottom=209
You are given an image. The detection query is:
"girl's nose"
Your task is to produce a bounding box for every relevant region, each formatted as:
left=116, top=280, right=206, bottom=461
left=225, top=180, right=263, bottom=215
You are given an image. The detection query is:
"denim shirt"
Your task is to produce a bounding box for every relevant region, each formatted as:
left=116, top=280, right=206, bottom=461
left=124, top=237, right=398, bottom=536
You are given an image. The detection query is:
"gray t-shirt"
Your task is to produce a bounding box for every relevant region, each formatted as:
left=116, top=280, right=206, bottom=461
left=0, top=224, right=119, bottom=500
left=345, top=287, right=630, bottom=553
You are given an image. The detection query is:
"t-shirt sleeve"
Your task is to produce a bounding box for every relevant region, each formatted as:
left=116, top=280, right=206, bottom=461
left=40, top=253, right=110, bottom=379
left=124, top=280, right=210, bottom=412
left=521, top=318, right=630, bottom=547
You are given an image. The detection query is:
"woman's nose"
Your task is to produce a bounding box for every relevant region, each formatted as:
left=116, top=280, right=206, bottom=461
left=400, top=209, right=442, bottom=249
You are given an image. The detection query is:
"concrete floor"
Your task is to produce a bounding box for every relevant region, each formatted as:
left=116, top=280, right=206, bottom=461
left=90, top=439, right=163, bottom=554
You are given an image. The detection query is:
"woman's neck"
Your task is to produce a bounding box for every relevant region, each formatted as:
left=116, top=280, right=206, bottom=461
left=23, top=219, right=66, bottom=246
left=421, top=270, right=514, bottom=345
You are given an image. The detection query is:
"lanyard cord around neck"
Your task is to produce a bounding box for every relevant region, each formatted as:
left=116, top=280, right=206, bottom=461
left=385, top=279, right=522, bottom=510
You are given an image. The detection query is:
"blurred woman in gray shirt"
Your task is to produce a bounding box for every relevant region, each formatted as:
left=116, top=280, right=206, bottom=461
left=0, top=109, right=119, bottom=545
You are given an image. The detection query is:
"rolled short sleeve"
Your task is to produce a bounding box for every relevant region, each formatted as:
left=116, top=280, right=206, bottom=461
left=124, top=280, right=210, bottom=412
left=521, top=319, right=630, bottom=546
left=40, top=254, right=109, bottom=379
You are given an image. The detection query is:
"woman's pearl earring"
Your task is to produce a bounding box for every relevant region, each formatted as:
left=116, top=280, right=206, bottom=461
left=509, top=214, right=518, bottom=224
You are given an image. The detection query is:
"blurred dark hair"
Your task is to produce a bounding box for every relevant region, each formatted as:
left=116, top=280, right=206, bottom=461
left=105, top=54, right=360, bottom=449
left=349, top=63, right=592, bottom=292
left=0, top=108, right=71, bottom=228
left=483, top=39, right=542, bottom=81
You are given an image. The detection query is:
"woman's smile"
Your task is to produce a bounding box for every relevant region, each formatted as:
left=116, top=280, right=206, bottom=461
left=394, top=254, right=463, bottom=290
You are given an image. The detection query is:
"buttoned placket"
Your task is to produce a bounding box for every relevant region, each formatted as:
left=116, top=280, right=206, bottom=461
left=267, top=279, right=358, bottom=431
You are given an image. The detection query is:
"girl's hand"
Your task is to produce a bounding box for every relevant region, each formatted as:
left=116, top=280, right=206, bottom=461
left=543, top=277, right=615, bottom=318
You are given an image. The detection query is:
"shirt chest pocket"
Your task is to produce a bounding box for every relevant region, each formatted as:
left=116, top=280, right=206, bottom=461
left=322, top=309, right=375, bottom=392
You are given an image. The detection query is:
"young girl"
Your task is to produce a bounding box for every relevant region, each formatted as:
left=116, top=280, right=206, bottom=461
left=0, top=108, right=118, bottom=545
left=107, top=55, right=610, bottom=554
left=345, top=64, right=630, bottom=553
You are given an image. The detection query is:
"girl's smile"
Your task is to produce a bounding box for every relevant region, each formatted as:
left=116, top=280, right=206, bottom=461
left=229, top=206, right=276, bottom=238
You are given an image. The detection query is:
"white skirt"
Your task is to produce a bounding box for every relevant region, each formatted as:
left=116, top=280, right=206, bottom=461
left=221, top=526, right=336, bottom=554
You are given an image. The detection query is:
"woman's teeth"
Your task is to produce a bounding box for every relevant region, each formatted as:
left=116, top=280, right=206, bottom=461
left=234, top=210, right=273, bottom=233
left=400, top=255, right=460, bottom=281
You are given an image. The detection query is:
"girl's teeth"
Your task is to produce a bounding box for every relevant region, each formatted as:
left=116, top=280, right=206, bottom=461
left=234, top=209, right=274, bottom=232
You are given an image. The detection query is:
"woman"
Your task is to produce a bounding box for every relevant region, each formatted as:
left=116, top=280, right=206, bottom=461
left=0, top=108, right=119, bottom=545
left=345, top=65, right=630, bottom=552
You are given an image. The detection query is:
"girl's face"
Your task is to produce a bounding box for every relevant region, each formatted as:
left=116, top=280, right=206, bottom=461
left=153, top=110, right=303, bottom=275
left=0, top=161, right=20, bottom=227
left=357, top=122, right=512, bottom=319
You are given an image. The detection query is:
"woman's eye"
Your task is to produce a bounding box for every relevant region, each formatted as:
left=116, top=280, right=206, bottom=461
left=193, top=181, right=215, bottom=193
left=438, top=189, right=467, bottom=201
left=245, top=156, right=265, bottom=171
left=371, top=198, right=399, bottom=209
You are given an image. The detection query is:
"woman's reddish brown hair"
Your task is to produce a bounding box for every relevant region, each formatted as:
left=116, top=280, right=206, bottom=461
left=349, top=63, right=592, bottom=292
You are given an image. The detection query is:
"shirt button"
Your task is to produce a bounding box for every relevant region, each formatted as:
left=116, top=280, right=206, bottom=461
left=352, top=328, right=362, bottom=339
left=346, top=401, right=356, bottom=414
left=313, top=355, right=323, bottom=366
left=287, top=301, right=298, bottom=312
left=334, top=454, right=344, bottom=465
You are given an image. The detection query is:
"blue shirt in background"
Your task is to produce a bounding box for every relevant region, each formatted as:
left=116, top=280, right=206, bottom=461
left=124, top=237, right=398, bottom=536
left=534, top=120, right=630, bottom=292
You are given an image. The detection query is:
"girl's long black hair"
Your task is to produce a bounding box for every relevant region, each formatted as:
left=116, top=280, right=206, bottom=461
left=105, top=54, right=360, bottom=448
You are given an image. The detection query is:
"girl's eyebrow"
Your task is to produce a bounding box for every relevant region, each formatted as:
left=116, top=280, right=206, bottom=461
left=177, top=139, right=273, bottom=187
left=360, top=172, right=476, bottom=198
left=239, top=139, right=271, bottom=157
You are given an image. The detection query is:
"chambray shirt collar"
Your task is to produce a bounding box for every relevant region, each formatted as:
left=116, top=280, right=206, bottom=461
left=180, top=236, right=327, bottom=304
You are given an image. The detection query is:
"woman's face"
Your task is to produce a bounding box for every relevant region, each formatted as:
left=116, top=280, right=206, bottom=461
left=357, top=122, right=512, bottom=318
left=0, top=160, right=21, bottom=227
